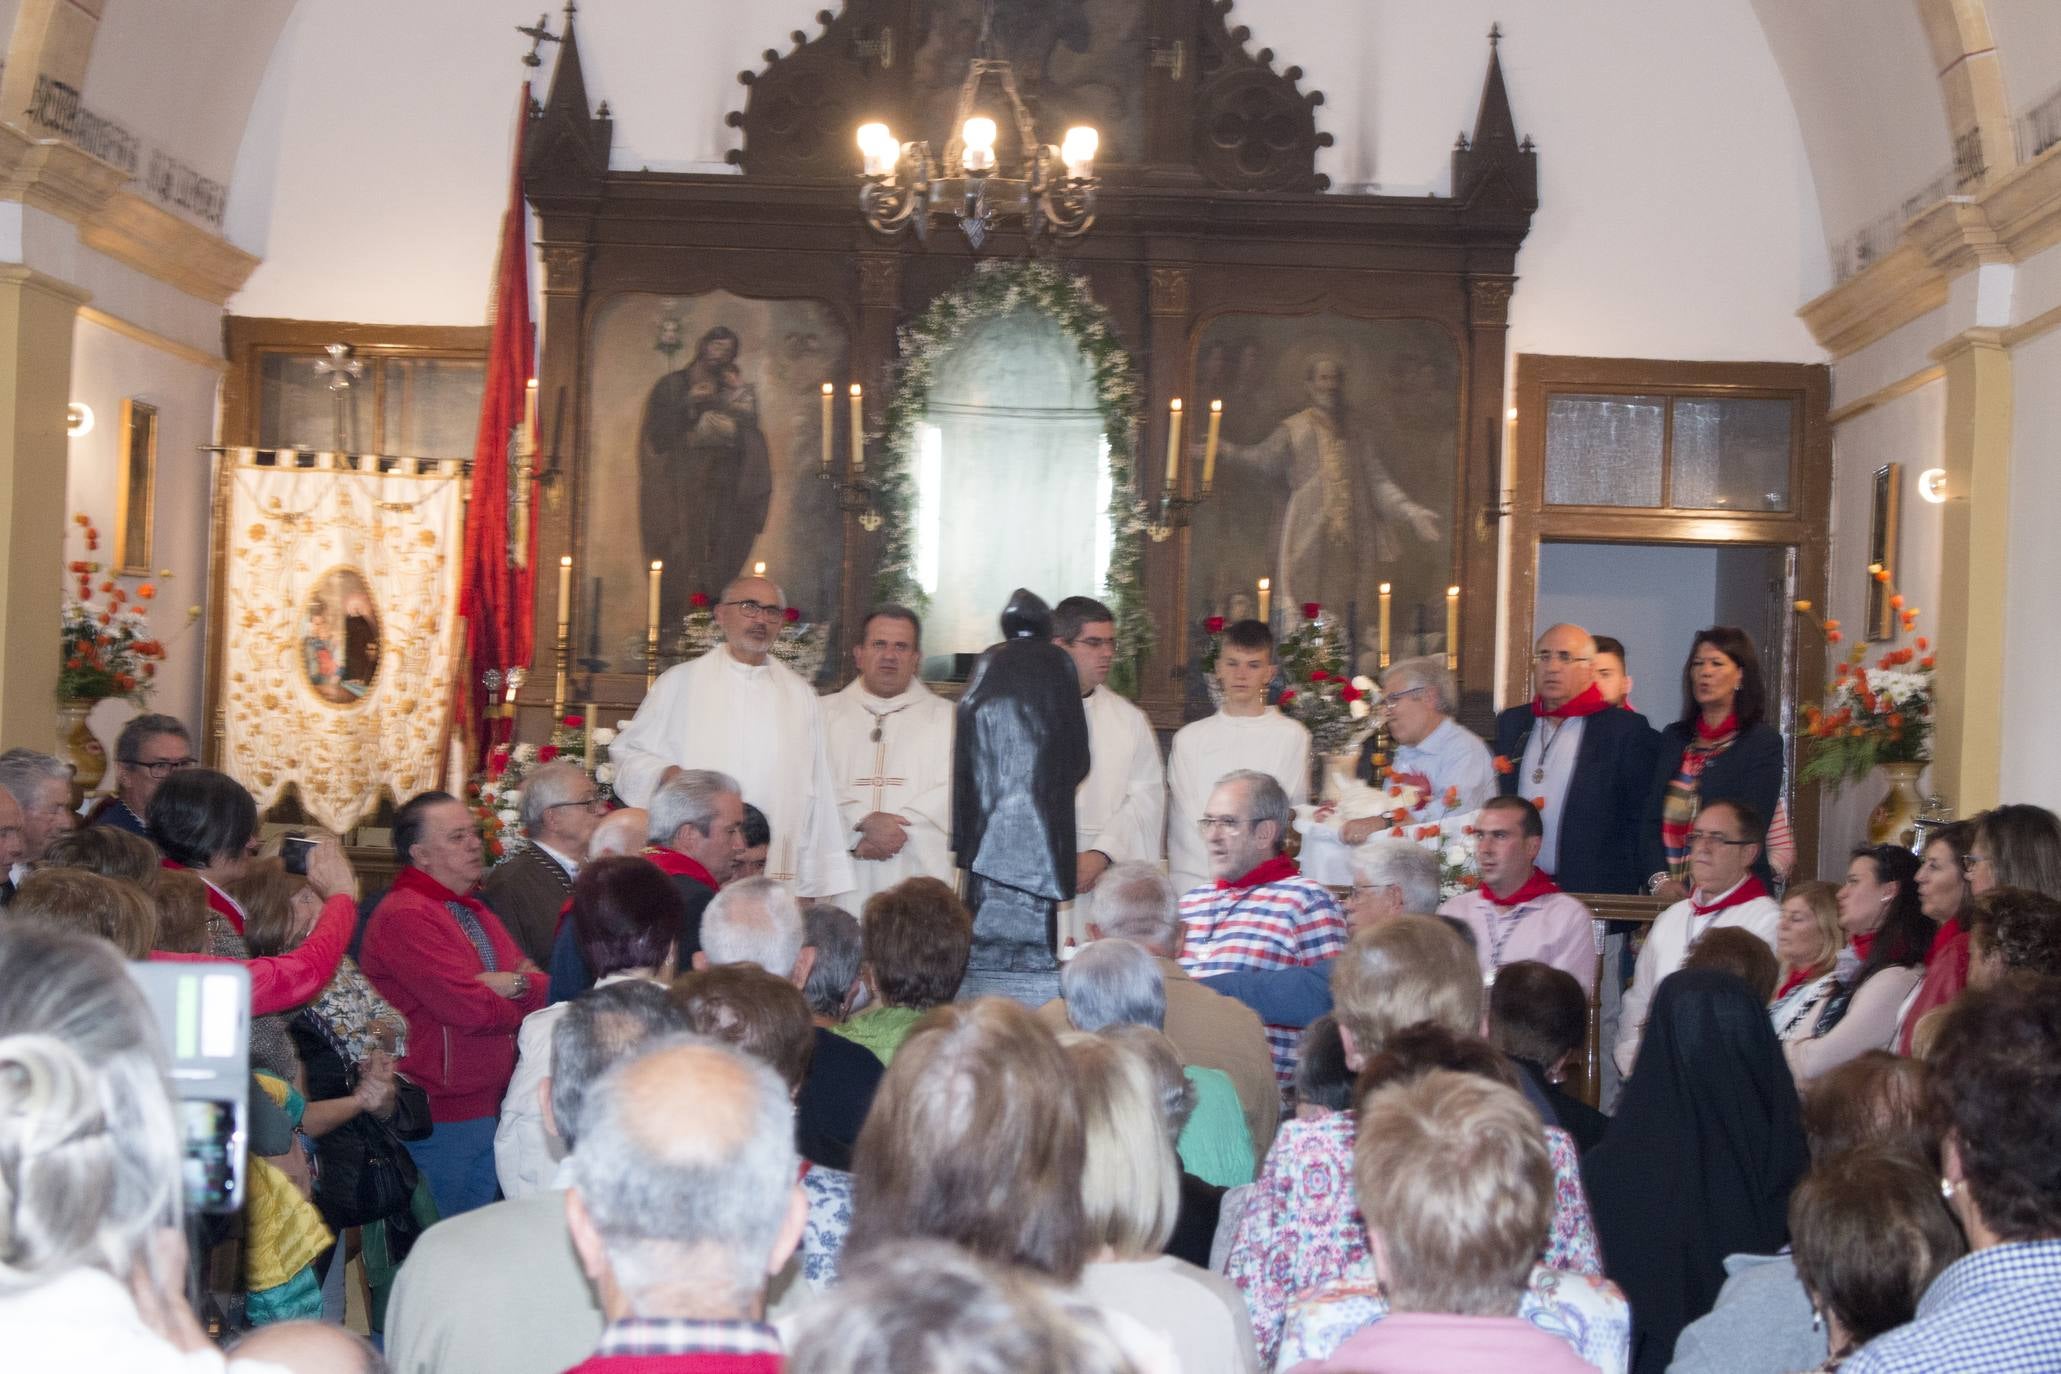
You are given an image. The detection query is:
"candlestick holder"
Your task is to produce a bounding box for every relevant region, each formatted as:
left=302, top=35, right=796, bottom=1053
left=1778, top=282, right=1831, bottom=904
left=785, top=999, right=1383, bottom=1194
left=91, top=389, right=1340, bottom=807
left=820, top=468, right=885, bottom=532
left=553, top=621, right=571, bottom=722
left=1146, top=488, right=1211, bottom=542
left=645, top=624, right=661, bottom=689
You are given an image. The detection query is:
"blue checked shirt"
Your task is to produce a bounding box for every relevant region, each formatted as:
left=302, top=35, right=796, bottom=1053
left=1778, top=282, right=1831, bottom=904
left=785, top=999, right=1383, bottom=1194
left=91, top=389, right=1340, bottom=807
left=1844, top=1239, right=2061, bottom=1374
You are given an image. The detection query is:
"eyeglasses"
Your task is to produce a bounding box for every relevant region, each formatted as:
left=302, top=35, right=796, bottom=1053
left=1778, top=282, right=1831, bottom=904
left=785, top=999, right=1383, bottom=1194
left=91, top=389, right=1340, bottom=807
left=1072, top=635, right=1118, bottom=652
left=1961, top=852, right=1993, bottom=874
left=1533, top=651, right=1592, bottom=666
left=1196, top=816, right=1253, bottom=835
left=544, top=797, right=605, bottom=814
left=1350, top=882, right=1398, bottom=900
left=718, top=599, right=786, bottom=620
left=1687, top=830, right=1753, bottom=849
left=1380, top=686, right=1429, bottom=709
left=121, top=756, right=197, bottom=778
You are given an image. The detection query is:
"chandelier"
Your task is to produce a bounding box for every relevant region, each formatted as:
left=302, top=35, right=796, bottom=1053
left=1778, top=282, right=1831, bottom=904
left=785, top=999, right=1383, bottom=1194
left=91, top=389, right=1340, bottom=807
left=854, top=3, right=1099, bottom=248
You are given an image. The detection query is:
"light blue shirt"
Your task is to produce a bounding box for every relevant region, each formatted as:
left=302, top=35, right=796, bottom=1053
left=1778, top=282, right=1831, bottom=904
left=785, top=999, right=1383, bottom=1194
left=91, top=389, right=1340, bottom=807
left=1392, top=716, right=1498, bottom=820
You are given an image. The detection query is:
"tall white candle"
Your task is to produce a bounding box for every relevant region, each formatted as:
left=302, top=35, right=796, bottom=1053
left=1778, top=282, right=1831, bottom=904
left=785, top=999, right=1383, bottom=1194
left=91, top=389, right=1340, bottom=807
left=1164, top=399, right=1183, bottom=489
left=557, top=555, right=572, bottom=632
left=849, top=384, right=865, bottom=474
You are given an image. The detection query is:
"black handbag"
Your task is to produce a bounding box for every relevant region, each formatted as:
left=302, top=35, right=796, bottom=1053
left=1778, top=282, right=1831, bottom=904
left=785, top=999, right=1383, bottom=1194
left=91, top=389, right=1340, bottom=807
left=389, top=1072, right=434, bottom=1142
left=291, top=1010, right=422, bottom=1230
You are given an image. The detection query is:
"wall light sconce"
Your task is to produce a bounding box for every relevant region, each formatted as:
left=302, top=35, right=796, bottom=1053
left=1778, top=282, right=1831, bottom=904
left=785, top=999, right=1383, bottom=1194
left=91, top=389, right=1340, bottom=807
left=66, top=403, right=93, bottom=437
left=1918, top=467, right=1947, bottom=504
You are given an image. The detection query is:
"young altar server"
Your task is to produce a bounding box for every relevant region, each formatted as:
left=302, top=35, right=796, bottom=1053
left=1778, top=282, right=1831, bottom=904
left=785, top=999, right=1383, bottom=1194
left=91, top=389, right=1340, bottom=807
left=1055, top=597, right=1164, bottom=936
left=1167, top=619, right=1311, bottom=894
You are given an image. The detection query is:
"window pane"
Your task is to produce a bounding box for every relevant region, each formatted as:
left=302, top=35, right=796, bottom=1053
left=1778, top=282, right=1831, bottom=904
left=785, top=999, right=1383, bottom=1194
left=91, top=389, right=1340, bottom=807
left=382, top=358, right=487, bottom=460
left=1543, top=394, right=1664, bottom=506
left=1671, top=397, right=1793, bottom=511
left=257, top=353, right=373, bottom=451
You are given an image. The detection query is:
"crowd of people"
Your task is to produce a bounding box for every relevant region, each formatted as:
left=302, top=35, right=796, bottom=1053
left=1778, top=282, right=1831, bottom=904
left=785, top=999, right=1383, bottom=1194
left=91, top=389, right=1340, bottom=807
left=1, top=600, right=2060, bottom=1374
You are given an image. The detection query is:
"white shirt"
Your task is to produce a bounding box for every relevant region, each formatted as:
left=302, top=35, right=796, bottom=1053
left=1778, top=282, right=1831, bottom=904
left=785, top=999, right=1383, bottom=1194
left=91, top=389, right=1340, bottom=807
left=495, top=971, right=656, bottom=1199
left=1076, top=684, right=1166, bottom=866
left=1392, top=716, right=1498, bottom=821
left=1166, top=708, right=1310, bottom=894
left=532, top=840, right=581, bottom=883
left=821, top=679, right=957, bottom=905
left=608, top=646, right=855, bottom=897
left=1519, top=714, right=1586, bottom=874
left=1614, top=878, right=1780, bottom=1077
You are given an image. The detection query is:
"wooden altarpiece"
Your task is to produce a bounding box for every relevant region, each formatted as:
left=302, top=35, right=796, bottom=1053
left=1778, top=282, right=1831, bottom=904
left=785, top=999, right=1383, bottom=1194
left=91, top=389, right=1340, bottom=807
left=519, top=2, right=1537, bottom=734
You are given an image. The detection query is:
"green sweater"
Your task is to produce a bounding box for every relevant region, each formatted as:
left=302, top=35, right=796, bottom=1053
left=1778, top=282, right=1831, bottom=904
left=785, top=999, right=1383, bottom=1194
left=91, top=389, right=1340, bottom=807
left=1178, top=1064, right=1257, bottom=1187
left=830, top=1004, right=928, bottom=1065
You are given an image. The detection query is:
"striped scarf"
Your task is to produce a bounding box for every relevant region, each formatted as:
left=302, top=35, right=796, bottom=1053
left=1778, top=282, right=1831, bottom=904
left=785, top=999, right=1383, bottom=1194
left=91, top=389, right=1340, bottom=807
left=1660, top=714, right=1739, bottom=881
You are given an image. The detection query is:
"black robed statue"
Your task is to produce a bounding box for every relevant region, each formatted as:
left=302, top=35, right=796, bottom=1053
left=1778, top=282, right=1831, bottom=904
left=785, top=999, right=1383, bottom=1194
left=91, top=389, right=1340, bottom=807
left=953, top=589, right=1091, bottom=984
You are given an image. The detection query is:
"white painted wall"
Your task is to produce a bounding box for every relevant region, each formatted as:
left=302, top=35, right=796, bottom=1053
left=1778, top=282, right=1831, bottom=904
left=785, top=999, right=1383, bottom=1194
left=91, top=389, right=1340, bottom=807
left=1990, top=0, right=2061, bottom=128
left=64, top=317, right=221, bottom=772
left=228, top=0, right=1827, bottom=368
left=1817, top=381, right=1946, bottom=869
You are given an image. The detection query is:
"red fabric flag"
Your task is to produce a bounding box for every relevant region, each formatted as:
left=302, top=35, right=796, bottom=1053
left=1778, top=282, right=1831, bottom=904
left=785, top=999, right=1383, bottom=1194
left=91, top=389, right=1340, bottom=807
left=457, top=85, right=538, bottom=764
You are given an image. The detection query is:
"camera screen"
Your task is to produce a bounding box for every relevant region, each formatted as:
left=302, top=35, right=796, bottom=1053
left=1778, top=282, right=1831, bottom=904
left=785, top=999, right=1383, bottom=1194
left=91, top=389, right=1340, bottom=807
left=126, top=963, right=250, bottom=1215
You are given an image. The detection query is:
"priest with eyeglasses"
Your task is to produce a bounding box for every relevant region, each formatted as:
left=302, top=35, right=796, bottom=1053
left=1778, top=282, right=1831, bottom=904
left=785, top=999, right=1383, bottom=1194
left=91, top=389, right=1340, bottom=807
left=608, top=574, right=853, bottom=899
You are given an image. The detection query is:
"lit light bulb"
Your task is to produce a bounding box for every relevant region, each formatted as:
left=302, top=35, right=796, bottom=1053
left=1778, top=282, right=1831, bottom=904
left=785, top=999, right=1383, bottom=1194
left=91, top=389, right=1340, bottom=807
left=1918, top=468, right=1947, bottom=504
left=961, top=117, right=997, bottom=173
left=1060, top=126, right=1098, bottom=179
left=856, top=122, right=898, bottom=177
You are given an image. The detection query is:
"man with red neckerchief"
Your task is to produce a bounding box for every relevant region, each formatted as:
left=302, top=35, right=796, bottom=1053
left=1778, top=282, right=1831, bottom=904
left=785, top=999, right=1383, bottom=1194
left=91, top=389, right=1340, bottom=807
left=1438, top=796, right=1598, bottom=993
left=547, top=771, right=747, bottom=1003
left=1491, top=622, right=1658, bottom=896
left=1179, top=769, right=1347, bottom=1088
left=1613, top=798, right=1778, bottom=1078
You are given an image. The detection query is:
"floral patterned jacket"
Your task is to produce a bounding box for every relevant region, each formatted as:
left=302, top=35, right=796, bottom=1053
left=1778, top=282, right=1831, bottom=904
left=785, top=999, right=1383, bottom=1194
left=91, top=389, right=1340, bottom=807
left=1225, top=1108, right=1602, bottom=1365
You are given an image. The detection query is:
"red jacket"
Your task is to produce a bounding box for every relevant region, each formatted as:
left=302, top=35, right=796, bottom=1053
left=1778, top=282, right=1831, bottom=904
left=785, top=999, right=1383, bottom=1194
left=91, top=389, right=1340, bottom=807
left=360, top=866, right=545, bottom=1121
left=148, top=890, right=357, bottom=1017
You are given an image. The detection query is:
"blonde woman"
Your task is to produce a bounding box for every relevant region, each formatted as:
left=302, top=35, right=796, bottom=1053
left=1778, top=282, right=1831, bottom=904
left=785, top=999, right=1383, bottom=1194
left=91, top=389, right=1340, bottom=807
left=1769, top=881, right=1841, bottom=1042
left=1061, top=1031, right=1260, bottom=1374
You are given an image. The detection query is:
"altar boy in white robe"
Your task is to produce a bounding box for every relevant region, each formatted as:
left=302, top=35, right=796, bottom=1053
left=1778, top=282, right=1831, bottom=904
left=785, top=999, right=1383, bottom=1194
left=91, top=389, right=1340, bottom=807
left=1055, top=596, right=1165, bottom=943
left=608, top=574, right=854, bottom=898
left=822, top=604, right=955, bottom=905
left=1166, top=619, right=1310, bottom=893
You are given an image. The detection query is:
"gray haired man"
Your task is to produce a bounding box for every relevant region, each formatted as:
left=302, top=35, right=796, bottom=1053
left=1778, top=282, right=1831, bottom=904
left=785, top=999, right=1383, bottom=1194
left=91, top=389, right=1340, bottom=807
left=87, top=711, right=193, bottom=837
left=387, top=980, right=691, bottom=1374
left=482, top=759, right=605, bottom=967
left=548, top=769, right=744, bottom=1002
left=563, top=1037, right=807, bottom=1365
left=1035, top=859, right=1280, bottom=1151
left=0, top=749, right=73, bottom=889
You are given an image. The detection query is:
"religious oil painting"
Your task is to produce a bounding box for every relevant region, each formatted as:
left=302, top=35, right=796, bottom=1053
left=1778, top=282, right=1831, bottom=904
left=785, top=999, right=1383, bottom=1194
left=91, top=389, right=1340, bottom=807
left=114, top=398, right=157, bottom=576
left=1867, top=462, right=1901, bottom=642
left=908, top=0, right=1146, bottom=165
left=583, top=291, right=849, bottom=675
left=301, top=566, right=381, bottom=705
left=1185, top=312, right=1461, bottom=692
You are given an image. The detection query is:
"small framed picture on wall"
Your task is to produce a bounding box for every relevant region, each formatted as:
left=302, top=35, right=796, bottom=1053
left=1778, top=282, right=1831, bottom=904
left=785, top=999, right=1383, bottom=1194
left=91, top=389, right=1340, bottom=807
left=114, top=399, right=158, bottom=576
left=1866, top=461, right=1900, bottom=642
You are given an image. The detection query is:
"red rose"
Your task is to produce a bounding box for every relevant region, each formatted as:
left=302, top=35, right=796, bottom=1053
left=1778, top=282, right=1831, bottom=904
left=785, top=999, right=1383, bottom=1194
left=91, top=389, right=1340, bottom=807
left=539, top=745, right=559, bottom=762
left=1340, top=685, right=1362, bottom=703
left=562, top=715, right=584, bottom=728
left=1301, top=602, right=1321, bottom=620
left=1310, top=669, right=1329, bottom=683
left=1278, top=690, right=1297, bottom=705
left=784, top=606, right=802, bottom=623
left=689, top=592, right=711, bottom=608
left=1205, top=616, right=1225, bottom=635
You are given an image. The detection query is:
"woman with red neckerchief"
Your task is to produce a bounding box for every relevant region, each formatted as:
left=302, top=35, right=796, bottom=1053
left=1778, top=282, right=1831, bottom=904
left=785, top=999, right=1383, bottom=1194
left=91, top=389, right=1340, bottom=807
left=1782, top=845, right=1931, bottom=1082
left=1640, top=627, right=1785, bottom=903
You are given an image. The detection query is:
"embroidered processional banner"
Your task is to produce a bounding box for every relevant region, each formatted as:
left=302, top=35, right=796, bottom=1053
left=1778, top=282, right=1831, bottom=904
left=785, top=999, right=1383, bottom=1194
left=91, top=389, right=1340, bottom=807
left=219, top=449, right=464, bottom=832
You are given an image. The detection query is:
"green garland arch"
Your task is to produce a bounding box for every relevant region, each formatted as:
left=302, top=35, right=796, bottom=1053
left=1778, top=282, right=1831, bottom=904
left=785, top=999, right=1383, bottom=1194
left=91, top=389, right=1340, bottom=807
left=868, top=260, right=1155, bottom=696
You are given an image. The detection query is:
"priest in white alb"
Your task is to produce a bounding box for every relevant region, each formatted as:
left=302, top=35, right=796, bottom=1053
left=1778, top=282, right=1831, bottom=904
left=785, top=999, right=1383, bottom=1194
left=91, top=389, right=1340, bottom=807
left=1167, top=618, right=1310, bottom=893
left=1055, top=596, right=1164, bottom=941
left=821, top=604, right=955, bottom=906
left=608, top=574, right=854, bottom=898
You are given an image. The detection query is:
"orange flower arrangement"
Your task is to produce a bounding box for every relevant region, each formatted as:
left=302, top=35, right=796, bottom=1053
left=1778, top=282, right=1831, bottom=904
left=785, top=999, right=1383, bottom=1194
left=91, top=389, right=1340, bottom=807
left=60, top=515, right=166, bottom=704
left=1793, top=566, right=1934, bottom=792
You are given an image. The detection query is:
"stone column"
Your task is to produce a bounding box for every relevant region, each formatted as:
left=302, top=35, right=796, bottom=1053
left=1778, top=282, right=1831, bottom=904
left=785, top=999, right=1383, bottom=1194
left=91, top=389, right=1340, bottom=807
left=0, top=265, right=91, bottom=750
